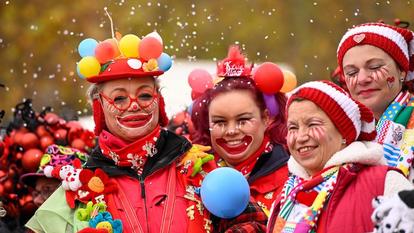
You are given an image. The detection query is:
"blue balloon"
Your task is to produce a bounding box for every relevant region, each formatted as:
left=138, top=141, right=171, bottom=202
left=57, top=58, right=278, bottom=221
left=157, top=53, right=172, bottom=71
left=201, top=167, right=250, bottom=219
left=78, top=38, right=98, bottom=57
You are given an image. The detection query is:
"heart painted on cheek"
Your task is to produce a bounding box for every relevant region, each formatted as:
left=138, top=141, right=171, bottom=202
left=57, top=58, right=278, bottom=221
left=387, top=76, right=395, bottom=83
left=387, top=76, right=395, bottom=89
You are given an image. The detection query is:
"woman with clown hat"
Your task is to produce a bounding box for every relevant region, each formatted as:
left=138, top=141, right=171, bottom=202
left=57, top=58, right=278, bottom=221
left=191, top=45, right=292, bottom=216
left=25, top=32, right=267, bottom=232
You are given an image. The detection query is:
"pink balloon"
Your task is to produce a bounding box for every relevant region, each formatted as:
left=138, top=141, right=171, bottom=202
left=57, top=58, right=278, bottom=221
left=188, top=69, right=214, bottom=93
left=95, top=41, right=116, bottom=64
left=139, top=37, right=163, bottom=61
left=253, top=62, right=284, bottom=94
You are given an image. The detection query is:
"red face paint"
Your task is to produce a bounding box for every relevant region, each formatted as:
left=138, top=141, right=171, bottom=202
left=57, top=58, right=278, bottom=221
left=309, top=126, right=326, bottom=142
left=287, top=131, right=297, bottom=148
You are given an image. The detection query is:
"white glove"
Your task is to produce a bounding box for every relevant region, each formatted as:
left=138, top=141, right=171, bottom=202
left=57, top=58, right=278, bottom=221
left=372, top=190, right=414, bottom=233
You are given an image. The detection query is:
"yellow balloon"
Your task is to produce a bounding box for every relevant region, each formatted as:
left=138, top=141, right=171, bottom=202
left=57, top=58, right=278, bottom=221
left=78, top=56, right=101, bottom=78
left=119, top=34, right=141, bottom=58
left=280, top=70, right=297, bottom=93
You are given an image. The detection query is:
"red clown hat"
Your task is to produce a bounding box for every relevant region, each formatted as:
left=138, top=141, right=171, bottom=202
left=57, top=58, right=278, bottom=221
left=76, top=32, right=172, bottom=134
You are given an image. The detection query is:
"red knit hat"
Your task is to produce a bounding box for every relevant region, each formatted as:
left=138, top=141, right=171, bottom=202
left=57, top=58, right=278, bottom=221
left=287, top=80, right=376, bottom=145
left=76, top=32, right=172, bottom=135
left=337, top=22, right=414, bottom=85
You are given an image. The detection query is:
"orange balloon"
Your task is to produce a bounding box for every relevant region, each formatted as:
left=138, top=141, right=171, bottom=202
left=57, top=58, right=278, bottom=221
left=280, top=70, right=297, bottom=93
left=104, top=38, right=121, bottom=58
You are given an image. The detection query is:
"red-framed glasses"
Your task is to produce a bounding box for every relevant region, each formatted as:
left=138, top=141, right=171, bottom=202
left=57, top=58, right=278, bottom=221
left=100, top=87, right=158, bottom=112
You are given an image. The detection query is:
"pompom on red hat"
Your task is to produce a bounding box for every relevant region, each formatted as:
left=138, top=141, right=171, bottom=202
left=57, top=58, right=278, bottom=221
left=76, top=32, right=171, bottom=135
left=287, top=80, right=377, bottom=145
left=337, top=22, right=414, bottom=87
left=217, top=45, right=253, bottom=78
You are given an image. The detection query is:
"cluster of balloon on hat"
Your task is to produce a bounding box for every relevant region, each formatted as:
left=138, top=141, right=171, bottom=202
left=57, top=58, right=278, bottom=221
left=187, top=62, right=297, bottom=116
left=76, top=31, right=173, bottom=78
left=188, top=62, right=297, bottom=98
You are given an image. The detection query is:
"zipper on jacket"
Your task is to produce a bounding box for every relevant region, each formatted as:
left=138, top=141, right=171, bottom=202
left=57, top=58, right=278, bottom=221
left=139, top=175, right=146, bottom=198
left=139, top=175, right=150, bottom=233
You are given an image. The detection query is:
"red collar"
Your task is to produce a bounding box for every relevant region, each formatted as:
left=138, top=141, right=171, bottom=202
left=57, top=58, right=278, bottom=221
left=99, top=126, right=161, bottom=175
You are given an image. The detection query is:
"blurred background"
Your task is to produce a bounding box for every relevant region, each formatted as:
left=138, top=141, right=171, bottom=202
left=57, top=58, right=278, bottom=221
left=0, top=0, right=413, bottom=123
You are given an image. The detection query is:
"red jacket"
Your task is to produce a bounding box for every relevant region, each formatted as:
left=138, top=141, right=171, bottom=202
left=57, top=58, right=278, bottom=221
left=248, top=144, right=289, bottom=214
left=316, top=165, right=388, bottom=233
left=250, top=165, right=288, bottom=213
left=86, top=130, right=267, bottom=233
left=268, top=164, right=390, bottom=233
left=106, top=164, right=190, bottom=233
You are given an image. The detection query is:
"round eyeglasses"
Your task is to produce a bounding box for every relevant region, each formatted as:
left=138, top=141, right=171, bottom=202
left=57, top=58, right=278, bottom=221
left=100, top=87, right=158, bottom=112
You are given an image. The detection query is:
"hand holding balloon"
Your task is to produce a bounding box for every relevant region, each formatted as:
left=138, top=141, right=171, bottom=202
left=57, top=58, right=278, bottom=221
left=200, top=167, right=250, bottom=219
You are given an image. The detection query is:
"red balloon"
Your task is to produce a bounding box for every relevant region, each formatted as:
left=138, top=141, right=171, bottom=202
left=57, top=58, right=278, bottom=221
left=21, top=132, right=39, bottom=150
left=66, top=120, right=82, bottom=130
left=15, top=152, right=23, bottom=160
left=40, top=135, right=54, bottom=150
left=36, top=125, right=50, bottom=137
left=139, top=37, right=163, bottom=61
left=54, top=128, right=67, bottom=140
left=188, top=69, right=213, bottom=93
left=3, top=179, right=13, bottom=193
left=95, top=41, right=116, bottom=64
left=44, top=113, right=60, bottom=125
left=252, top=62, right=284, bottom=94
left=104, top=38, right=121, bottom=58
left=22, top=148, right=43, bottom=172
left=13, top=130, right=27, bottom=145
left=71, top=138, right=86, bottom=151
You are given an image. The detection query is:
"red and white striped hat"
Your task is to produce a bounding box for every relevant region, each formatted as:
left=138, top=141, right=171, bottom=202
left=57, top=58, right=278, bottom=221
left=337, top=22, right=414, bottom=83
left=287, top=80, right=376, bottom=145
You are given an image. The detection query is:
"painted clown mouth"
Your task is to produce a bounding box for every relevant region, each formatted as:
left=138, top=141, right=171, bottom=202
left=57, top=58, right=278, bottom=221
left=216, top=136, right=253, bottom=155
left=117, top=114, right=152, bottom=128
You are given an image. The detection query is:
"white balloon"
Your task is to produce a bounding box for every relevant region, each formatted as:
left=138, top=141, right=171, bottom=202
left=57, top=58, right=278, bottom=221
left=145, top=31, right=163, bottom=45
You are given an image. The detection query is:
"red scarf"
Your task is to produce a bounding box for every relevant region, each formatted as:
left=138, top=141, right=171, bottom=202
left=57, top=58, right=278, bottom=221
left=99, top=126, right=161, bottom=175
left=217, top=136, right=272, bottom=176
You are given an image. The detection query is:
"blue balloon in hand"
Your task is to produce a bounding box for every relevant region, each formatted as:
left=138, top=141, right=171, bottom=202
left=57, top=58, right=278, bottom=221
left=201, top=167, right=250, bottom=219
left=78, top=38, right=98, bottom=57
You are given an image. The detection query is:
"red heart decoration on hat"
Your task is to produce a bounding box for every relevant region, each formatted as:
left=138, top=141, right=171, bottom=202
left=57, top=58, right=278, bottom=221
left=353, top=34, right=365, bottom=43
